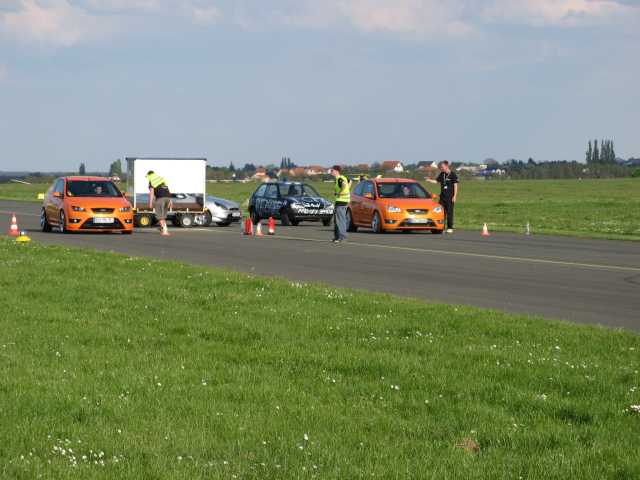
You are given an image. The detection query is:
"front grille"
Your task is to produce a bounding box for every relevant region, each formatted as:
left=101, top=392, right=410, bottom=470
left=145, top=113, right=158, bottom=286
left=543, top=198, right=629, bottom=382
left=81, top=218, right=124, bottom=229
left=400, top=219, right=436, bottom=227
left=407, top=209, right=429, bottom=215
left=92, top=208, right=115, bottom=214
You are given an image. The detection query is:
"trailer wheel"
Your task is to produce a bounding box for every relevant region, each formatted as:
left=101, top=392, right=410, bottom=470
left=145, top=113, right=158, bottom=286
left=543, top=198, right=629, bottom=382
left=177, top=213, right=195, bottom=228
left=135, top=213, right=154, bottom=228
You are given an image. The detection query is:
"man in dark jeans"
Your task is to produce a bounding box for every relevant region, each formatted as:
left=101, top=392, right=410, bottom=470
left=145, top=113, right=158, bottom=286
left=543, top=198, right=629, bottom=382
left=426, top=161, right=458, bottom=233
left=330, top=165, right=351, bottom=243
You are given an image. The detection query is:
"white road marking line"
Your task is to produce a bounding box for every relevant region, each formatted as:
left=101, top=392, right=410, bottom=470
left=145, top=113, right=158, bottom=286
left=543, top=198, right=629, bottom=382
left=189, top=227, right=640, bottom=273
left=0, top=210, right=39, bottom=217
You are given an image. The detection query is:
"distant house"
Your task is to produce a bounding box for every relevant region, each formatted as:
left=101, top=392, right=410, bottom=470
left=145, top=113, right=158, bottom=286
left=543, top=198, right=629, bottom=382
left=417, top=161, right=438, bottom=171
left=305, top=165, right=326, bottom=176
left=252, top=167, right=267, bottom=180
left=289, top=167, right=307, bottom=177
left=381, top=161, right=404, bottom=173
left=356, top=163, right=370, bottom=171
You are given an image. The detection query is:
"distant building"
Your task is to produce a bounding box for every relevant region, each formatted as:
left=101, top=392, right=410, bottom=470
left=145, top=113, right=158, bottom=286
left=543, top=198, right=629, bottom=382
left=305, top=166, right=326, bottom=176
left=289, top=167, right=307, bottom=177
left=381, top=161, right=404, bottom=173
left=252, top=167, right=267, bottom=180
left=356, top=163, right=370, bottom=171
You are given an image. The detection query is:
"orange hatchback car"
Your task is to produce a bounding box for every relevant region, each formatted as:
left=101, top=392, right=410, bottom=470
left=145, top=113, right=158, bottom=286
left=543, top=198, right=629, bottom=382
left=41, top=176, right=134, bottom=233
left=348, top=178, right=445, bottom=233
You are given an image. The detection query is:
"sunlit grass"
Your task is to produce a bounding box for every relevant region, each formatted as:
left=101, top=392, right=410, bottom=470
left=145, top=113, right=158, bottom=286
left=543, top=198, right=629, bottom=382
left=1, top=239, right=639, bottom=479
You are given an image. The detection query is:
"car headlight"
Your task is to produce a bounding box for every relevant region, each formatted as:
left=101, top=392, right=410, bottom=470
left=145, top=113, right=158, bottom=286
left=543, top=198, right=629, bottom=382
left=119, top=207, right=131, bottom=213
left=433, top=206, right=443, bottom=214
left=290, top=203, right=302, bottom=210
left=71, top=206, right=85, bottom=212
left=387, top=206, right=402, bottom=213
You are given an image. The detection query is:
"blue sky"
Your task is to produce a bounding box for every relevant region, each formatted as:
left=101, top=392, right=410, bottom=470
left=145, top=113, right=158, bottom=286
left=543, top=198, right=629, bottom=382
left=1, top=0, right=639, bottom=171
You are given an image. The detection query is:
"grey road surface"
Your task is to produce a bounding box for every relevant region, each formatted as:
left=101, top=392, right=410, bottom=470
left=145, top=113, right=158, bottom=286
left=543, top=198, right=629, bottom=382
left=2, top=200, right=639, bottom=331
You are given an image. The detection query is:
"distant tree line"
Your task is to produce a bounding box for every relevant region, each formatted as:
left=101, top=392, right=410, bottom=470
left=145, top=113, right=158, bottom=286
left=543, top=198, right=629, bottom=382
left=586, top=139, right=616, bottom=164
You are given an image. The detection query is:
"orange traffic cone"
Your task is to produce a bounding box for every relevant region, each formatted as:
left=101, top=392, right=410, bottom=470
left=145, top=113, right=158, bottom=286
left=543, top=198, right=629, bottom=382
left=256, top=222, right=264, bottom=237
left=481, top=223, right=490, bottom=237
left=243, top=218, right=253, bottom=236
left=8, top=213, right=19, bottom=237
left=268, top=217, right=276, bottom=235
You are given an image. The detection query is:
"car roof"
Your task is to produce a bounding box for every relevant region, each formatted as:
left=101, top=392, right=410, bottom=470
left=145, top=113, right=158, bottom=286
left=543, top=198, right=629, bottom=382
left=373, top=178, right=418, bottom=183
left=63, top=176, right=112, bottom=182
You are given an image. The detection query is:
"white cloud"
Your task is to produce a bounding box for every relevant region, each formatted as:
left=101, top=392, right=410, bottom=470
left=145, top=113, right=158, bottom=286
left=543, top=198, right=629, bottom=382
left=0, top=0, right=112, bottom=47
left=480, top=0, right=635, bottom=27
left=0, top=0, right=637, bottom=48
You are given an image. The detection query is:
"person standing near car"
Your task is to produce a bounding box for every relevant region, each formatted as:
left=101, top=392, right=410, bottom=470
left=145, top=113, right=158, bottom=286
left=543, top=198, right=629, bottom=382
left=425, top=161, right=458, bottom=233
left=330, top=165, right=351, bottom=243
left=146, top=171, right=172, bottom=236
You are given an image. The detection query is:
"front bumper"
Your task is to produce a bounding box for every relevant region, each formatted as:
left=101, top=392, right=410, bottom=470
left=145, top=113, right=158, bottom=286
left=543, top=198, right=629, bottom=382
left=289, top=207, right=334, bottom=221
left=66, top=212, right=134, bottom=232
left=381, top=212, right=445, bottom=231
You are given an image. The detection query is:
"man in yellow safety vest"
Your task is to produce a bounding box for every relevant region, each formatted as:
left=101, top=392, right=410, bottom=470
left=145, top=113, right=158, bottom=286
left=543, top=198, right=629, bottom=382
left=330, top=165, right=351, bottom=244
left=145, top=171, right=172, bottom=236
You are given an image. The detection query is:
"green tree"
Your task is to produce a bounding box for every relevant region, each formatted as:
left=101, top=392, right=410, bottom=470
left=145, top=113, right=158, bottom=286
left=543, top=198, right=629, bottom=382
left=593, top=140, right=599, bottom=164
left=79, top=163, right=86, bottom=175
left=586, top=141, right=593, bottom=164
left=229, top=162, right=236, bottom=172
left=108, top=159, right=122, bottom=177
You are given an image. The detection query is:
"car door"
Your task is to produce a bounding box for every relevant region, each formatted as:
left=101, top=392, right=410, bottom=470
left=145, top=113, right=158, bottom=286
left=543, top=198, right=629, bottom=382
left=47, top=178, right=65, bottom=223
left=360, top=181, right=377, bottom=225
left=263, top=184, right=280, bottom=217
left=350, top=181, right=365, bottom=225
left=251, top=184, right=267, bottom=217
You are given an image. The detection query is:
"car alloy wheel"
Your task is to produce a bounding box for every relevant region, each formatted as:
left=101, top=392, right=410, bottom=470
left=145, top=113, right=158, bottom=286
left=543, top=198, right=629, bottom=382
left=41, top=209, right=52, bottom=232
left=371, top=211, right=382, bottom=234
left=59, top=210, right=67, bottom=233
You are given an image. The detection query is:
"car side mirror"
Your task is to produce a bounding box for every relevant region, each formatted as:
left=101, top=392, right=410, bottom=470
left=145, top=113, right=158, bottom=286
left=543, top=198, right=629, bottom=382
left=364, top=193, right=374, bottom=199
left=53, top=191, right=63, bottom=199
left=432, top=193, right=439, bottom=200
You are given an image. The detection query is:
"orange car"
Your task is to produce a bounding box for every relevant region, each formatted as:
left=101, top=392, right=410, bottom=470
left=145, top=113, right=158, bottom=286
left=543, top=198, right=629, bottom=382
left=347, top=178, right=445, bottom=233
left=41, top=176, right=134, bottom=233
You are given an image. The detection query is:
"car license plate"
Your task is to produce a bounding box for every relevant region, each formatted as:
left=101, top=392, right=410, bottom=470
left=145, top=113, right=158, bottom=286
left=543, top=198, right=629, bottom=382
left=408, top=218, right=429, bottom=224
left=94, top=217, right=114, bottom=224
left=232, top=212, right=241, bottom=217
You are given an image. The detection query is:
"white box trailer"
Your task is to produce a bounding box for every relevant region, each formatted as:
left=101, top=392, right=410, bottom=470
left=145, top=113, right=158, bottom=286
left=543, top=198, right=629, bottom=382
left=126, top=157, right=207, bottom=228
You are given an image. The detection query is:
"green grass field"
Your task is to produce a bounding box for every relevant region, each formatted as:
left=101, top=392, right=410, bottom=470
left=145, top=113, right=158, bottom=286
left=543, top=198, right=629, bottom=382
left=1, top=239, right=639, bottom=479
left=2, top=178, right=639, bottom=240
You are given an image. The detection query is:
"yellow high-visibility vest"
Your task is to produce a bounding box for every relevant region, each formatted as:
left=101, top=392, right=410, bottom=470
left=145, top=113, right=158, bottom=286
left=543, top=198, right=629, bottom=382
left=335, top=175, right=351, bottom=203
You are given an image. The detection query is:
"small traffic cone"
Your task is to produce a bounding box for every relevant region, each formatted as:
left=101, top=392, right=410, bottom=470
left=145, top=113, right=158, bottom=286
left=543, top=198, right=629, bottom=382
left=256, top=222, right=264, bottom=237
left=15, top=230, right=31, bottom=243
left=481, top=223, right=490, bottom=237
left=268, top=217, right=276, bottom=235
left=7, top=213, right=19, bottom=237
left=243, top=218, right=253, bottom=236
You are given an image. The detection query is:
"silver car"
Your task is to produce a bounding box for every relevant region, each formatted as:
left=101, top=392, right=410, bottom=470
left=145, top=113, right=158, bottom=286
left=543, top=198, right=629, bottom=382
left=198, top=195, right=242, bottom=227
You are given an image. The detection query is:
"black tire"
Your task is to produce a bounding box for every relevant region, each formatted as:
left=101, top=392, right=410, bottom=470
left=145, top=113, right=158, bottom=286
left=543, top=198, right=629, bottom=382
left=432, top=229, right=444, bottom=235
left=371, top=211, right=383, bottom=234
left=322, top=217, right=332, bottom=227
left=41, top=209, right=52, bottom=232
left=280, top=209, right=291, bottom=226
left=135, top=213, right=154, bottom=228
left=291, top=219, right=300, bottom=226
left=250, top=208, right=260, bottom=225
left=122, top=230, right=133, bottom=235
left=194, top=212, right=212, bottom=227
left=216, top=221, right=231, bottom=227
left=178, top=213, right=194, bottom=228
left=59, top=210, right=68, bottom=234
left=346, top=209, right=357, bottom=232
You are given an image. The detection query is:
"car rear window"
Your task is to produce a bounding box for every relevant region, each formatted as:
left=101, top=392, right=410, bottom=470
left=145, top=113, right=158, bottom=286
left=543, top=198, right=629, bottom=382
left=66, top=181, right=122, bottom=197
left=377, top=183, right=430, bottom=199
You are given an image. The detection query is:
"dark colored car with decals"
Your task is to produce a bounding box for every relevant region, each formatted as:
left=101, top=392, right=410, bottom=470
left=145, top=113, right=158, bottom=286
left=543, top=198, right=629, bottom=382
left=248, top=182, right=334, bottom=226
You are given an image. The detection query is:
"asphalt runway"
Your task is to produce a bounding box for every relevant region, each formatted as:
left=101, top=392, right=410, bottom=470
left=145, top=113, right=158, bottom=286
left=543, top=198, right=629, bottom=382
left=2, top=200, right=639, bottom=331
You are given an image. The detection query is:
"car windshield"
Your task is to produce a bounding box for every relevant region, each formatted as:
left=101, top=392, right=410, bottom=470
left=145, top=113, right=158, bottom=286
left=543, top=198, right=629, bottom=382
left=282, top=184, right=321, bottom=197
left=66, top=181, right=121, bottom=197
left=377, top=182, right=430, bottom=199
